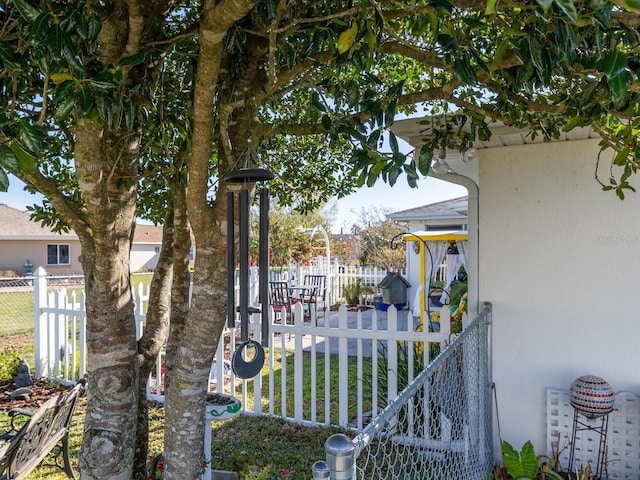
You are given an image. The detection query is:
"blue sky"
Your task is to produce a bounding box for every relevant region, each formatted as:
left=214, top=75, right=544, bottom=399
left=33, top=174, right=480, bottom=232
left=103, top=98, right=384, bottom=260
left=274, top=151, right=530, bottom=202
left=1, top=174, right=466, bottom=233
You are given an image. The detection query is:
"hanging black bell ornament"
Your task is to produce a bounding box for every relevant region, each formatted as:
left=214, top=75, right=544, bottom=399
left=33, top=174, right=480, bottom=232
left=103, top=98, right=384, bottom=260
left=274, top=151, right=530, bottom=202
left=226, top=167, right=274, bottom=379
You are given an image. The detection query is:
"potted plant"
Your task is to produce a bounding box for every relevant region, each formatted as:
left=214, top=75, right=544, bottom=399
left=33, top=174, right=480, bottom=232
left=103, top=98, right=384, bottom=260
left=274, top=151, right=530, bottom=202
left=205, top=392, right=241, bottom=420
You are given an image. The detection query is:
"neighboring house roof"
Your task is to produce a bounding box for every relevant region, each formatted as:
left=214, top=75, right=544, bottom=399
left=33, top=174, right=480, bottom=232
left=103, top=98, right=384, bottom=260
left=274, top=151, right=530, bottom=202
left=387, top=196, right=468, bottom=222
left=0, top=204, right=164, bottom=244
left=132, top=224, right=164, bottom=244
left=0, top=204, right=78, bottom=240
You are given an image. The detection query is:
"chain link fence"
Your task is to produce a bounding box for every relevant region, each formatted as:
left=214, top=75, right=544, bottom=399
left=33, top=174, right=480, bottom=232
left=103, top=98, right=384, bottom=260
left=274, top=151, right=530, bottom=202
left=336, top=302, right=494, bottom=480
left=0, top=274, right=84, bottom=338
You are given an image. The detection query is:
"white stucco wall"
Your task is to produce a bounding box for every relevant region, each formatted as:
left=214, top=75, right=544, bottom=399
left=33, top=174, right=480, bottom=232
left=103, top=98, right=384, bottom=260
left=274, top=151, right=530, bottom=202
left=479, top=138, right=640, bottom=458
left=130, top=244, right=160, bottom=272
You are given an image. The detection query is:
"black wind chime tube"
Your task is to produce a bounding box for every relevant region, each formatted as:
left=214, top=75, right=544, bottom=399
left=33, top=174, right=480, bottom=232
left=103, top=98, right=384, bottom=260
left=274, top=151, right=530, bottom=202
left=259, top=188, right=270, bottom=346
left=238, top=189, right=250, bottom=343
left=226, top=191, right=235, bottom=329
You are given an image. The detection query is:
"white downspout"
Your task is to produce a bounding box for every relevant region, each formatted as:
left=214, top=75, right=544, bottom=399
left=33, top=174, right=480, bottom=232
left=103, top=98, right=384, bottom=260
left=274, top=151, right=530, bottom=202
left=429, top=171, right=479, bottom=318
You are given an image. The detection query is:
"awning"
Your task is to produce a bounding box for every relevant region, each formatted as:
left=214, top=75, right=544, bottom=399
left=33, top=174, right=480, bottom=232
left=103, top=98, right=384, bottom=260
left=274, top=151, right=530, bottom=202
left=402, top=230, right=468, bottom=242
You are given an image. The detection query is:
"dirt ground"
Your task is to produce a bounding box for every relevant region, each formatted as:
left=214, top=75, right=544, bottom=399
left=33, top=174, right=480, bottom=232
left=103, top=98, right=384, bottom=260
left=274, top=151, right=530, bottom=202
left=0, top=377, right=71, bottom=409
left=1, top=332, right=71, bottom=410
left=1, top=332, right=34, bottom=350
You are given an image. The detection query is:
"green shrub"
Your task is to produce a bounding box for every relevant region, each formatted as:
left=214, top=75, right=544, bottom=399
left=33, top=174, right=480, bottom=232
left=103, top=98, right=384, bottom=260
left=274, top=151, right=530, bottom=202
left=0, top=347, right=20, bottom=381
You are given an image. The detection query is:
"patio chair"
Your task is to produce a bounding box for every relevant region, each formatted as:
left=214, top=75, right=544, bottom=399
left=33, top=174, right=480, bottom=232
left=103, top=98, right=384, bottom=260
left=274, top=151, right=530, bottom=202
left=302, top=275, right=327, bottom=313
left=269, top=281, right=294, bottom=325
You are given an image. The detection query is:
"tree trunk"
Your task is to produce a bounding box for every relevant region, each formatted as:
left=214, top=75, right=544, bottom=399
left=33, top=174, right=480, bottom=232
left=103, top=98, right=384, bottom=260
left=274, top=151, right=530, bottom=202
left=72, top=122, right=140, bottom=480
left=133, top=209, right=176, bottom=480
left=161, top=2, right=254, bottom=477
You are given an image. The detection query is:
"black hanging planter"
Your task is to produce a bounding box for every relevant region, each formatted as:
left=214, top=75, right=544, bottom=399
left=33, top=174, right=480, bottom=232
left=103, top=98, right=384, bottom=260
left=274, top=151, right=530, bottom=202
left=225, top=168, right=274, bottom=379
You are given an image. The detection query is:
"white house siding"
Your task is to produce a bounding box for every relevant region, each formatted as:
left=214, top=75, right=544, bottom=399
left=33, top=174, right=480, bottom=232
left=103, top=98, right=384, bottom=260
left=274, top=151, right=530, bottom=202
left=479, top=138, right=640, bottom=459
left=130, top=244, right=160, bottom=272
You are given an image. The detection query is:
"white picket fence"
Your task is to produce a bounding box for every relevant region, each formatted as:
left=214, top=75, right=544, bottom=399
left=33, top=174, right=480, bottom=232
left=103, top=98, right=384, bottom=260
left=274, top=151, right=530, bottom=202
left=32, top=268, right=455, bottom=430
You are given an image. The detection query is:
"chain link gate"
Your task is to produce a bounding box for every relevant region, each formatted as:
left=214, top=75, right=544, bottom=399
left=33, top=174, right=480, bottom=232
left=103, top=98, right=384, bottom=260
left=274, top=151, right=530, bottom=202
left=314, top=303, right=494, bottom=480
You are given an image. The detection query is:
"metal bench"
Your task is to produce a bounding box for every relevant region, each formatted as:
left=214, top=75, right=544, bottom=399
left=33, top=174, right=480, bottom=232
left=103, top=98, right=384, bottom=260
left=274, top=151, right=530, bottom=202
left=0, top=380, right=85, bottom=480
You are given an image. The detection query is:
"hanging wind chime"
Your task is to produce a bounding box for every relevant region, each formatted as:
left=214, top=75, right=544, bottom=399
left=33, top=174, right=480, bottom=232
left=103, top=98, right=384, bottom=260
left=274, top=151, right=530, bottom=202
left=225, top=141, right=274, bottom=379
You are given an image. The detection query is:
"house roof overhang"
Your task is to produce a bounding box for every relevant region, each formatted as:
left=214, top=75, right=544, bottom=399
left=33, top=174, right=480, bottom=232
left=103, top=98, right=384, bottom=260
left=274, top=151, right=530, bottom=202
left=391, top=117, right=599, bottom=185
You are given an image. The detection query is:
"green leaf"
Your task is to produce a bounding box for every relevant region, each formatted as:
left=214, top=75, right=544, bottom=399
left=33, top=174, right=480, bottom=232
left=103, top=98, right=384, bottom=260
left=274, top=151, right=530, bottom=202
left=321, top=114, right=332, bottom=130
left=366, top=169, right=378, bottom=187
left=18, top=121, right=43, bottom=152
left=601, top=51, right=628, bottom=79
left=389, top=131, right=399, bottom=154
left=46, top=26, right=63, bottom=61
left=554, top=0, right=579, bottom=23
left=0, top=144, right=19, bottom=171
left=536, top=0, right=554, bottom=15
left=404, top=164, right=419, bottom=188
left=8, top=141, right=37, bottom=172
left=87, top=15, right=102, bottom=43
left=608, top=74, right=628, bottom=109
left=56, top=79, right=76, bottom=103
left=337, top=23, right=358, bottom=54
left=492, top=40, right=512, bottom=68
left=87, top=78, right=118, bottom=92
left=118, top=52, right=145, bottom=67
left=125, top=99, right=135, bottom=130
left=388, top=167, right=400, bottom=186
left=0, top=168, right=8, bottom=192
left=13, top=0, right=40, bottom=22
left=29, top=13, right=51, bottom=43
left=418, top=145, right=433, bottom=176
left=387, top=80, right=405, bottom=99
left=311, top=91, right=326, bottom=112
left=79, top=88, right=93, bottom=114
left=0, top=42, right=20, bottom=71
left=62, top=34, right=84, bottom=76
left=502, top=441, right=539, bottom=479
left=55, top=95, right=76, bottom=121
left=485, top=0, right=499, bottom=15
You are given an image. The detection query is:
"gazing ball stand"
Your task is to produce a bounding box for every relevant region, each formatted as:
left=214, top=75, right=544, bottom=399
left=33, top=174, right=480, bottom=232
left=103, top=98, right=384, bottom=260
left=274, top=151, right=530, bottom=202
left=568, top=375, right=614, bottom=479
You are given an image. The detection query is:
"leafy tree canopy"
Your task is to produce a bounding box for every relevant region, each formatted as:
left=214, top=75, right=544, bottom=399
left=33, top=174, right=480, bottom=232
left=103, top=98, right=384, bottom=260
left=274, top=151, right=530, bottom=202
left=2, top=0, right=640, bottom=477
left=2, top=0, right=640, bottom=207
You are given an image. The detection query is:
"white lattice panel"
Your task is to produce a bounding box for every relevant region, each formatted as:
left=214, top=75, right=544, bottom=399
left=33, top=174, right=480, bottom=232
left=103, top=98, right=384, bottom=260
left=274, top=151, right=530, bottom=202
left=547, top=389, right=640, bottom=479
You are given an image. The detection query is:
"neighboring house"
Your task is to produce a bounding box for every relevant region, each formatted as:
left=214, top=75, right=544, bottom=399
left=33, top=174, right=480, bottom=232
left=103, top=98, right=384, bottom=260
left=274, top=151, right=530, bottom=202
left=392, top=118, right=640, bottom=475
left=0, top=204, right=166, bottom=274
left=131, top=224, right=165, bottom=272
left=0, top=204, right=82, bottom=275
left=387, top=196, right=468, bottom=233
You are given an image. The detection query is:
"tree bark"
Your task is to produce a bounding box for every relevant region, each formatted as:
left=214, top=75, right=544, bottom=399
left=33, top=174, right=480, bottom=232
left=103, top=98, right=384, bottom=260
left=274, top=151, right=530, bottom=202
left=133, top=209, right=175, bottom=480
left=162, top=1, right=254, bottom=478
left=73, top=122, right=140, bottom=480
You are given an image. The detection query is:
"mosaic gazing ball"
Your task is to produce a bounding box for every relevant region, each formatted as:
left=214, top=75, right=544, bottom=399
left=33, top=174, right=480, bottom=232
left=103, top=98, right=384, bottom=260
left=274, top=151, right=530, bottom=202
left=569, top=375, right=615, bottom=419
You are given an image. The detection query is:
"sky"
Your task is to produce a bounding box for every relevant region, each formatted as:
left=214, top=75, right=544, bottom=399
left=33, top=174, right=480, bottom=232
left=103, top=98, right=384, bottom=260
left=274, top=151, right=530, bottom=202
left=1, top=174, right=467, bottom=233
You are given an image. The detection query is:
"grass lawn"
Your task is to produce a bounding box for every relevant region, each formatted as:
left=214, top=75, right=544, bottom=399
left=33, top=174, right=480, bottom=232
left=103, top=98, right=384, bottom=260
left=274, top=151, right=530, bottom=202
left=2, top=402, right=345, bottom=480
left=0, top=291, right=34, bottom=336
left=1, top=341, right=358, bottom=480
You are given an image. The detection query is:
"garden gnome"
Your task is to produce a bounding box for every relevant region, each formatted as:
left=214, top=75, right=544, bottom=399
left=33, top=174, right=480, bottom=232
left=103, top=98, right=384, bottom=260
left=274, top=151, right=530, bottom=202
left=13, top=359, right=33, bottom=387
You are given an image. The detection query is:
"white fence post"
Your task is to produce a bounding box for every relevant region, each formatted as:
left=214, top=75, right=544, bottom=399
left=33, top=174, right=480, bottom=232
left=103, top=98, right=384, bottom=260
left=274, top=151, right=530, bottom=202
left=33, top=267, right=48, bottom=378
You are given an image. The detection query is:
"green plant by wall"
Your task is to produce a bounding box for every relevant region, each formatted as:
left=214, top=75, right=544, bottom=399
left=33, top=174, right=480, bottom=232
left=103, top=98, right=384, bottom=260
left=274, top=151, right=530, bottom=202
left=494, top=440, right=565, bottom=480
